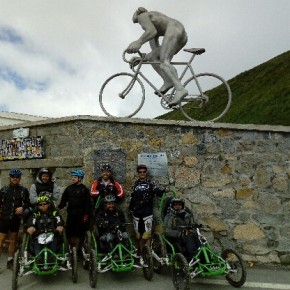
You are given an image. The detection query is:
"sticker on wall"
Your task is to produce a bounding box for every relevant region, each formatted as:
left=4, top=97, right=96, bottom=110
left=0, top=136, right=44, bottom=161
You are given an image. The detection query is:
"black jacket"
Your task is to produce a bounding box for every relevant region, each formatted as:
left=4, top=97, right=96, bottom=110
left=129, top=179, right=164, bottom=217
left=58, top=183, right=91, bottom=216
left=0, top=184, right=30, bottom=220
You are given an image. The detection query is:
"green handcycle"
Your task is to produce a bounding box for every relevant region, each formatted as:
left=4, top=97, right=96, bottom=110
left=151, top=192, right=247, bottom=289
left=12, top=231, right=78, bottom=290
left=83, top=223, right=154, bottom=288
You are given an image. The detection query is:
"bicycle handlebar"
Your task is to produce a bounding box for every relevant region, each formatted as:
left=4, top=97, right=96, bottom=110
left=122, top=50, right=146, bottom=63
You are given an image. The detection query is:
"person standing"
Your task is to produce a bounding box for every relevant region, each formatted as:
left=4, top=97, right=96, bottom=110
left=129, top=164, right=164, bottom=255
left=29, top=168, right=60, bottom=205
left=58, top=169, right=91, bottom=251
left=0, top=168, right=30, bottom=269
left=90, top=164, right=125, bottom=207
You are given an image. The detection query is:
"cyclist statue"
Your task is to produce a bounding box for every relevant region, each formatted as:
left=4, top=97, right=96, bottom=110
left=126, top=7, right=188, bottom=107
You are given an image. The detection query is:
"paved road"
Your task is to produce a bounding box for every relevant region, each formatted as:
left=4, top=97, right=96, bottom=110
left=1, top=255, right=290, bottom=290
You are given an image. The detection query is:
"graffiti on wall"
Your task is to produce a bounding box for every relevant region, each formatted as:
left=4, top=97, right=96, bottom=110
left=0, top=136, right=44, bottom=161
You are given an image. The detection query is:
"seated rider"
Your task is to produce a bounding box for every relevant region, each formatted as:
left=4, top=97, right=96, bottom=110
left=26, top=195, right=64, bottom=260
left=163, top=197, right=200, bottom=261
left=95, top=195, right=129, bottom=253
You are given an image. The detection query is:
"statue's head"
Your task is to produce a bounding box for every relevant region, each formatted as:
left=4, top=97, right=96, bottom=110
left=132, top=7, right=148, bottom=23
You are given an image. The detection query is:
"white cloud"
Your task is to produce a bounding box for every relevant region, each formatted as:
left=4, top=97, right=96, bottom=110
left=0, top=0, right=289, bottom=119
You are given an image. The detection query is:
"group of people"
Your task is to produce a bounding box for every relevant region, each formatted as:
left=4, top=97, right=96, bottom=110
left=0, top=162, right=200, bottom=270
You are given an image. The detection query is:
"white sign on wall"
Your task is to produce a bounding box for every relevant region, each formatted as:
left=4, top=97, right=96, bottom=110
left=13, top=128, right=29, bottom=138
left=138, top=152, right=168, bottom=177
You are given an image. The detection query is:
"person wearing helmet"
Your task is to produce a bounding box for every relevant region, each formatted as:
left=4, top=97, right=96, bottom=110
left=0, top=168, right=30, bottom=270
left=90, top=164, right=125, bottom=207
left=29, top=168, right=60, bottom=205
left=26, top=195, right=64, bottom=261
left=163, top=197, right=200, bottom=261
left=95, top=195, right=129, bottom=253
left=58, top=169, right=91, bottom=251
left=129, top=164, right=164, bottom=255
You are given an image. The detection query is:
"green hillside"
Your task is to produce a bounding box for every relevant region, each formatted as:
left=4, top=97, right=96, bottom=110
left=156, top=50, right=290, bottom=126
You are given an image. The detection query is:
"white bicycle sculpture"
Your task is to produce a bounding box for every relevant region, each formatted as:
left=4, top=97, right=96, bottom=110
left=99, top=48, right=232, bottom=122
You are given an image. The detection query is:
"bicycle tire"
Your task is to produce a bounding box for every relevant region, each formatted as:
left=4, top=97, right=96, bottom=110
left=152, top=232, right=166, bottom=273
left=172, top=253, right=190, bottom=290
left=179, top=73, right=232, bottom=122
left=142, top=244, right=154, bottom=281
left=222, top=248, right=247, bottom=288
left=99, top=72, right=145, bottom=118
left=12, top=250, right=20, bottom=290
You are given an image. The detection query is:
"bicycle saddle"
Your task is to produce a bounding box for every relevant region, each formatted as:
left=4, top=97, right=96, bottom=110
left=183, top=48, right=206, bottom=55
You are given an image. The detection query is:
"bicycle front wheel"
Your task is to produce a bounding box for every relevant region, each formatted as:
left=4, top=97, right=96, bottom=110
left=99, top=72, right=145, bottom=118
left=179, top=73, right=232, bottom=122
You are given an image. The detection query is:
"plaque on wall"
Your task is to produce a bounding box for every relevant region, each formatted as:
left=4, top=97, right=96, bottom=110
left=138, top=152, right=168, bottom=176
left=0, top=136, right=44, bottom=161
left=93, top=149, right=126, bottom=183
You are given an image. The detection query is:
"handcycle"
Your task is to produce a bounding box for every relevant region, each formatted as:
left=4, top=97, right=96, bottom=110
left=151, top=193, right=246, bottom=289
left=83, top=222, right=154, bottom=288
left=12, top=231, right=78, bottom=290
left=99, top=48, right=232, bottom=122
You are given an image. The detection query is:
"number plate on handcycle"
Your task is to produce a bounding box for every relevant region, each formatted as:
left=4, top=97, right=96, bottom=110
left=37, top=232, right=54, bottom=244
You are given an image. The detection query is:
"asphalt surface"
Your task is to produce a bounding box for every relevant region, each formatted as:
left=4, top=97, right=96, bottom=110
left=1, top=253, right=290, bottom=290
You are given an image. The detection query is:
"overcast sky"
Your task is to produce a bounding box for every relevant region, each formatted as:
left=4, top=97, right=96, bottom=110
left=0, top=0, right=289, bottom=119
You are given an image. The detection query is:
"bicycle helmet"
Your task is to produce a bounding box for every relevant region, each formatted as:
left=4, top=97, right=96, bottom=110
left=101, top=164, right=112, bottom=172
left=38, top=168, right=52, bottom=178
left=170, top=197, right=185, bottom=208
left=71, top=169, right=84, bottom=178
left=37, top=195, right=51, bottom=204
left=104, top=195, right=116, bottom=203
left=136, top=164, right=147, bottom=172
left=8, top=168, right=22, bottom=177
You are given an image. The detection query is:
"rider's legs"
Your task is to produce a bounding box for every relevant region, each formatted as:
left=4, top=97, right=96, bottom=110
left=159, top=26, right=188, bottom=105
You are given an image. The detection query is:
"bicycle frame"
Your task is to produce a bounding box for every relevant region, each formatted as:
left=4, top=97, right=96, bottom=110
left=122, top=51, right=204, bottom=101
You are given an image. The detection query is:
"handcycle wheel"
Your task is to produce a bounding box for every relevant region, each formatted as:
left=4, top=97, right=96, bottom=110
left=152, top=232, right=166, bottom=273
left=89, top=249, right=98, bottom=288
left=12, top=250, right=20, bottom=290
left=82, top=231, right=92, bottom=270
left=172, top=253, right=190, bottom=290
left=142, top=244, right=154, bottom=281
left=71, top=246, right=78, bottom=283
left=179, top=73, right=232, bottom=122
left=99, top=72, right=145, bottom=118
left=222, top=248, right=247, bottom=288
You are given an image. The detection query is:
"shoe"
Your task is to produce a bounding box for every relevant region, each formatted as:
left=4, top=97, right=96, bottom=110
left=7, top=259, right=13, bottom=270
left=168, top=89, right=188, bottom=107
left=154, top=83, right=173, bottom=96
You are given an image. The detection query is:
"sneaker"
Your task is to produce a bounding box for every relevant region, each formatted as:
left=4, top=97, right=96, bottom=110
left=7, top=259, right=14, bottom=270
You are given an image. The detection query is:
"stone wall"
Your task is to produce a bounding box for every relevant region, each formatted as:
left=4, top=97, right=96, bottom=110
left=0, top=115, right=289, bottom=265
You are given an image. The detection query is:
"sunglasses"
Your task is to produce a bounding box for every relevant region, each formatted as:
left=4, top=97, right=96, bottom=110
left=138, top=170, right=147, bottom=174
left=10, top=176, right=21, bottom=179
left=39, top=202, right=49, bottom=206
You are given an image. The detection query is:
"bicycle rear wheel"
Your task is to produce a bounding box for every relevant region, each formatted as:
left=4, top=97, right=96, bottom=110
left=179, top=73, right=232, bottom=122
left=99, top=72, right=145, bottom=118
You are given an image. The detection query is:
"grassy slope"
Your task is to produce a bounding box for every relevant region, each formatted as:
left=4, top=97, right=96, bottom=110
left=157, top=50, right=290, bottom=126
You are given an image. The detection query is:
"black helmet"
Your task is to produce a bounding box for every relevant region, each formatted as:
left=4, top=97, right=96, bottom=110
left=104, top=195, right=116, bottom=203
left=137, top=164, right=147, bottom=172
left=170, top=197, right=185, bottom=208
left=38, top=168, right=52, bottom=178
left=101, top=164, right=112, bottom=172
left=8, top=168, right=22, bottom=177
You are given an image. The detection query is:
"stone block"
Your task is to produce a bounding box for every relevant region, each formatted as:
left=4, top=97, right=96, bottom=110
left=233, top=224, right=265, bottom=240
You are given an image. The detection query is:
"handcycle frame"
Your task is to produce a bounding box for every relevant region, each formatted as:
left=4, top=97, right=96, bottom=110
left=12, top=232, right=78, bottom=290
left=99, top=48, right=232, bottom=122
left=151, top=191, right=247, bottom=289
left=84, top=223, right=154, bottom=288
